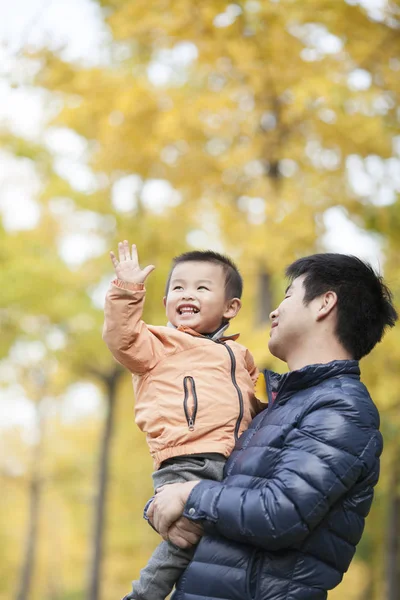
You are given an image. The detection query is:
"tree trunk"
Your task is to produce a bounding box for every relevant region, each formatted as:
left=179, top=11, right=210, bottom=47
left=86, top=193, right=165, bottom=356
left=15, top=402, right=45, bottom=600
left=15, top=475, right=42, bottom=600
left=257, top=271, right=272, bottom=326
left=387, top=463, right=400, bottom=600
left=361, top=568, right=375, bottom=600
left=87, top=366, right=122, bottom=600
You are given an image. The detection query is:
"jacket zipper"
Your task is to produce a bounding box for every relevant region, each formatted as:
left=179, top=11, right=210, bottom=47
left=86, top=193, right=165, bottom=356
left=221, top=343, right=244, bottom=442
left=183, top=376, right=198, bottom=431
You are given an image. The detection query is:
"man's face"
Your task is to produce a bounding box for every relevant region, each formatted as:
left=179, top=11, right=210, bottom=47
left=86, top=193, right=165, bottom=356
left=164, top=261, right=237, bottom=334
left=268, top=275, right=316, bottom=362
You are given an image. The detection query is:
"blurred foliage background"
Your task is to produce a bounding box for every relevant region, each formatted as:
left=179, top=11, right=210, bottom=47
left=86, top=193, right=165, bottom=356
left=0, top=0, right=399, bottom=599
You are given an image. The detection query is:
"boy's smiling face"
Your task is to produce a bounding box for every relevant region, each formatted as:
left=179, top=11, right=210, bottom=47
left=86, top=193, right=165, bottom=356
left=164, top=261, right=241, bottom=334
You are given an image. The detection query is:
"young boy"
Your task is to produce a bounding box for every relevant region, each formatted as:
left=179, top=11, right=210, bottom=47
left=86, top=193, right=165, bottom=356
left=103, top=240, right=262, bottom=600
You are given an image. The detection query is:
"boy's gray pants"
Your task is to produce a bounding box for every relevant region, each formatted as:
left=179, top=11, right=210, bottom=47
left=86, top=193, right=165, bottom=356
left=124, top=454, right=226, bottom=600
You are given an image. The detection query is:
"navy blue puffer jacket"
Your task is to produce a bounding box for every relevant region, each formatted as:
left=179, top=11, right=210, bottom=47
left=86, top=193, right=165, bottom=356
left=172, top=360, right=382, bottom=600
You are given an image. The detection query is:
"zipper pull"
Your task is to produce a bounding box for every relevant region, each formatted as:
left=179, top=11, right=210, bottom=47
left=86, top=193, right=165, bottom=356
left=188, top=418, right=195, bottom=431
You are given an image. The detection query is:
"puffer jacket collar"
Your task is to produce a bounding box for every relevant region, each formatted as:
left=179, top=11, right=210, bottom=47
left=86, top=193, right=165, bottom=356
left=264, top=359, right=360, bottom=405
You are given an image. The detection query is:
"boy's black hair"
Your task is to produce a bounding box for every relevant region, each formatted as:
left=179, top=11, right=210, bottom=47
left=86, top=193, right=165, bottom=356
left=286, top=253, right=398, bottom=360
left=166, top=250, right=243, bottom=299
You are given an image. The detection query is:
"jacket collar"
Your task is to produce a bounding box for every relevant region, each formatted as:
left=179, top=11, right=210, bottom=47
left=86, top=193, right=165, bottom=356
left=167, top=321, right=240, bottom=342
left=264, top=360, right=360, bottom=405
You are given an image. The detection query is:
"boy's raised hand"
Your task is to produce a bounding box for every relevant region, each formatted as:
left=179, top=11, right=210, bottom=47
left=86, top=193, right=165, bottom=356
left=110, top=240, right=155, bottom=284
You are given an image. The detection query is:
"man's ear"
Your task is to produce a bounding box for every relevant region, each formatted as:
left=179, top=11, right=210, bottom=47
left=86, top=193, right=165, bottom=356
left=316, top=291, right=338, bottom=321
left=223, top=298, right=242, bottom=321
left=163, top=296, right=167, bottom=307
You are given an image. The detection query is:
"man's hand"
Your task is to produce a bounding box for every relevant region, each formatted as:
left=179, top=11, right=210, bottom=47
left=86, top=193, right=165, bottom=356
left=167, top=517, right=204, bottom=549
left=110, top=240, right=155, bottom=284
left=147, top=481, right=200, bottom=540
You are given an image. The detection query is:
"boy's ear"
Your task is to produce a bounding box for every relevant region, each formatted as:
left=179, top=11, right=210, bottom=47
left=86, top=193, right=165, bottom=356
left=223, top=298, right=242, bottom=320
left=163, top=296, right=167, bottom=307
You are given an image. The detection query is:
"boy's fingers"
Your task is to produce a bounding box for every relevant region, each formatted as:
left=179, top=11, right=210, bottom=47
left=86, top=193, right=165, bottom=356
left=142, top=265, right=155, bottom=280
left=110, top=251, right=118, bottom=267
left=118, top=241, right=125, bottom=262
left=123, top=240, right=130, bottom=261
left=131, top=243, right=139, bottom=266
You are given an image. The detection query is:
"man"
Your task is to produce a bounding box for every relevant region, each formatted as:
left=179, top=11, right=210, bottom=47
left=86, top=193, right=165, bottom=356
left=148, top=253, right=397, bottom=600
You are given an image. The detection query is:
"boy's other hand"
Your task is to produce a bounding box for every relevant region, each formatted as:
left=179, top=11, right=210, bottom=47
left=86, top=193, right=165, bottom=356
left=110, top=240, right=155, bottom=284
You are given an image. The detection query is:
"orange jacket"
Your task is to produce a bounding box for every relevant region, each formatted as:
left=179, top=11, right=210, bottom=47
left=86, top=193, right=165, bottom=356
left=103, top=280, right=261, bottom=469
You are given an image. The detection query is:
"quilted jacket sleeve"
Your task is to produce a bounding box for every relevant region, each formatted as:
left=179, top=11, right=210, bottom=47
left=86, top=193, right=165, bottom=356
left=102, top=280, right=167, bottom=373
left=183, top=392, right=382, bottom=551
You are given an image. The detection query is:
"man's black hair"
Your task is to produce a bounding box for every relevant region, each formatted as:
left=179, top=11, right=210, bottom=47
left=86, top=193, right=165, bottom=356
left=286, top=253, right=398, bottom=360
left=165, top=250, right=243, bottom=299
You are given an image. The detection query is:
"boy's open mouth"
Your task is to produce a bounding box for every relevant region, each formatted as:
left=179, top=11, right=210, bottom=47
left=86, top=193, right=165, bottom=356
left=178, top=304, right=200, bottom=315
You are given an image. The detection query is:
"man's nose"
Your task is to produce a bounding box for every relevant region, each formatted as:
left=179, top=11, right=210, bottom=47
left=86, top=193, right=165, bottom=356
left=269, top=308, right=278, bottom=321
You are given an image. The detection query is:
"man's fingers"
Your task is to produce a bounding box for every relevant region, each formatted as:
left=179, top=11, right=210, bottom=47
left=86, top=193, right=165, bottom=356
left=167, top=523, right=201, bottom=548
left=173, top=527, right=199, bottom=545
left=175, top=517, right=203, bottom=537
left=149, top=482, right=192, bottom=540
left=167, top=518, right=203, bottom=547
left=147, top=500, right=154, bottom=519
left=157, top=515, right=169, bottom=539
left=167, top=533, right=193, bottom=548
left=157, top=511, right=173, bottom=540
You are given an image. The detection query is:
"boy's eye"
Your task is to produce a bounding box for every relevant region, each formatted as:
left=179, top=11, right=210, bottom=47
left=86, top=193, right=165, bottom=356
left=198, top=286, right=209, bottom=291
left=173, top=285, right=183, bottom=290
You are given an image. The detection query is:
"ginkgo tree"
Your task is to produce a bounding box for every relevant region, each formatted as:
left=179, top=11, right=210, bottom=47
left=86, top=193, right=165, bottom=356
left=1, top=0, right=399, bottom=599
